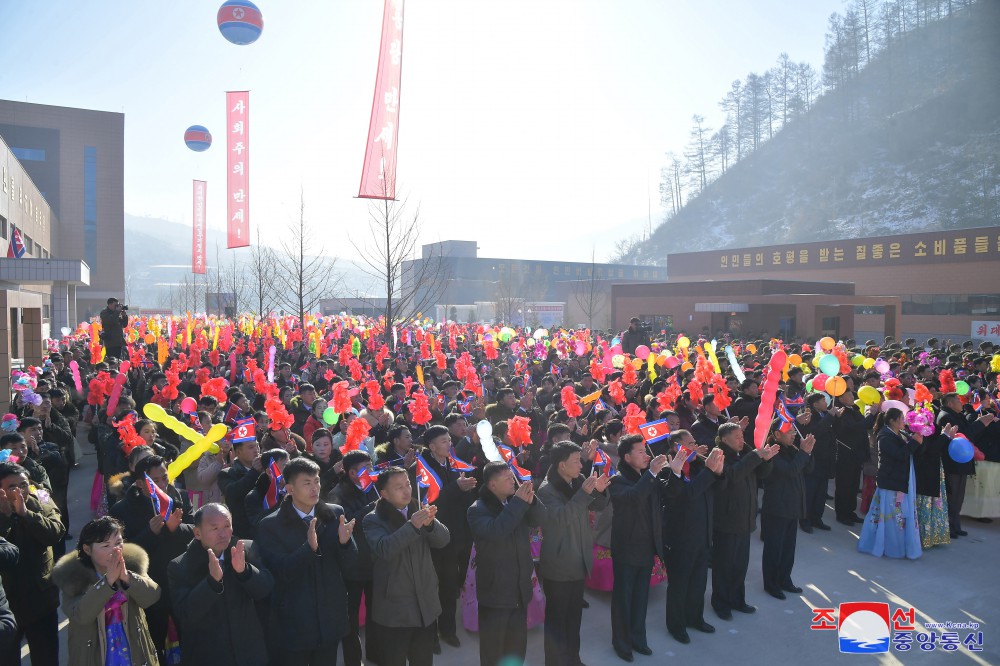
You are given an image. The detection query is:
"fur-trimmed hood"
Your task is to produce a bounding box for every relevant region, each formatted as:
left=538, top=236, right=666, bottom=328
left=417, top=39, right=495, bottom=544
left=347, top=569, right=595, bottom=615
left=52, top=542, right=150, bottom=598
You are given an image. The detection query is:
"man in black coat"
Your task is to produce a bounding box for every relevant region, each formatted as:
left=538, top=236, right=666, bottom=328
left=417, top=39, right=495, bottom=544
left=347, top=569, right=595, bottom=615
left=833, top=391, right=873, bottom=526
left=330, top=450, right=382, bottom=666
left=412, top=425, right=478, bottom=648
left=218, top=436, right=262, bottom=539
left=801, top=395, right=836, bottom=532
left=467, top=461, right=547, bottom=666
left=937, top=392, right=992, bottom=537
left=168, top=503, right=274, bottom=666
left=109, top=454, right=193, bottom=660
left=760, top=424, right=814, bottom=600
left=99, top=297, right=129, bottom=360
left=243, top=448, right=290, bottom=536
left=689, top=395, right=725, bottom=447
left=711, top=423, right=778, bottom=621
left=662, top=431, right=725, bottom=644
left=256, top=458, right=359, bottom=666
left=620, top=317, right=650, bottom=357
left=608, top=435, right=669, bottom=661
left=729, top=380, right=761, bottom=448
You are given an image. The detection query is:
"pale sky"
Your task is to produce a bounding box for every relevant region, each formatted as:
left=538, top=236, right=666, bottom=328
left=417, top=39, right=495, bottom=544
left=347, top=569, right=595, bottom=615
left=0, top=1, right=843, bottom=263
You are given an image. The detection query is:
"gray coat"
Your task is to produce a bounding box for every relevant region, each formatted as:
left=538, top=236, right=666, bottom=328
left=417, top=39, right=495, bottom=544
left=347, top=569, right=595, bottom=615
left=363, top=498, right=450, bottom=628
left=536, top=467, right=609, bottom=582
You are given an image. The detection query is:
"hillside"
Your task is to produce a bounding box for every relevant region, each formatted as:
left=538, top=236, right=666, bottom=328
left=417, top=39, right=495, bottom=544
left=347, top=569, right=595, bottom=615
left=635, top=0, right=1000, bottom=262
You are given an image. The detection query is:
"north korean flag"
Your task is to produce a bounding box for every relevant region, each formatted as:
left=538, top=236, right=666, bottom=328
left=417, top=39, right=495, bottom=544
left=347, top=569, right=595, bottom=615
left=774, top=399, right=794, bottom=433
left=263, top=460, right=284, bottom=510
left=356, top=466, right=378, bottom=492
left=415, top=453, right=443, bottom=504
left=638, top=419, right=671, bottom=445
left=231, top=417, right=256, bottom=443
left=448, top=449, right=476, bottom=472
left=6, top=225, right=25, bottom=259
left=223, top=403, right=243, bottom=425
left=144, top=474, right=174, bottom=521
left=497, top=443, right=533, bottom=482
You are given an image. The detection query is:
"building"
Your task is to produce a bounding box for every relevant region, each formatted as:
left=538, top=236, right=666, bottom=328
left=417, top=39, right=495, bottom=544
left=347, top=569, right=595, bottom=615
left=0, top=131, right=90, bottom=410
left=611, top=279, right=901, bottom=342
left=611, top=226, right=1000, bottom=343
left=402, top=241, right=667, bottom=329
left=0, top=99, right=125, bottom=318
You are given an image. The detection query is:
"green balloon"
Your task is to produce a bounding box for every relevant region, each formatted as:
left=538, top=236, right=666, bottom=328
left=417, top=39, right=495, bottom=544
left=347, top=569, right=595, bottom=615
left=323, top=407, right=341, bottom=426
left=806, top=379, right=814, bottom=393
left=954, top=380, right=970, bottom=396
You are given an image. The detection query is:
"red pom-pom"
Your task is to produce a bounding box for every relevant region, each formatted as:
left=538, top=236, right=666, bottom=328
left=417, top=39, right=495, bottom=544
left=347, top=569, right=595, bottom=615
left=507, top=416, right=532, bottom=447
left=332, top=381, right=352, bottom=414
left=688, top=379, right=704, bottom=406
left=623, top=403, right=644, bottom=435
left=344, top=417, right=371, bottom=452
left=712, top=375, right=732, bottom=411
left=914, top=382, right=933, bottom=404
left=622, top=361, right=638, bottom=386
left=656, top=381, right=682, bottom=413
left=608, top=379, right=625, bottom=405
left=265, top=397, right=295, bottom=431
left=938, top=369, right=956, bottom=395
left=410, top=391, right=433, bottom=426
left=561, top=385, right=582, bottom=418
left=202, top=377, right=229, bottom=404
left=365, top=380, right=385, bottom=411
left=195, top=367, right=211, bottom=387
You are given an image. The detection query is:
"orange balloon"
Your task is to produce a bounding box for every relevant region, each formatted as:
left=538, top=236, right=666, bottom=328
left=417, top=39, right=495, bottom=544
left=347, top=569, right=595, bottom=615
left=826, top=375, right=847, bottom=397
left=656, top=353, right=669, bottom=367
left=143, top=333, right=155, bottom=345
left=681, top=362, right=694, bottom=372
left=631, top=358, right=644, bottom=370
left=746, top=344, right=758, bottom=354
left=787, top=354, right=802, bottom=366
left=819, top=336, right=836, bottom=352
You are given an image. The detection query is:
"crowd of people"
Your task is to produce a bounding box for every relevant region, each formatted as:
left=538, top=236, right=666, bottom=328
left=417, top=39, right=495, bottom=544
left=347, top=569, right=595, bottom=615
left=0, top=299, right=998, bottom=666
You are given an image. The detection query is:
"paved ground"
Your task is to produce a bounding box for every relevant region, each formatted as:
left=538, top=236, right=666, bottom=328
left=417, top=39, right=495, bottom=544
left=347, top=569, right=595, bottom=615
left=29, top=429, right=1000, bottom=665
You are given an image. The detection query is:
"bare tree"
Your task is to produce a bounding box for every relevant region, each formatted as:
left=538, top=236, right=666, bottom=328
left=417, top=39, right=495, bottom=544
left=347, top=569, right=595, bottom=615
left=246, top=227, right=278, bottom=319
left=685, top=115, right=711, bottom=193
left=572, top=250, right=608, bottom=331
left=276, top=191, right=341, bottom=325
left=351, top=173, right=450, bottom=331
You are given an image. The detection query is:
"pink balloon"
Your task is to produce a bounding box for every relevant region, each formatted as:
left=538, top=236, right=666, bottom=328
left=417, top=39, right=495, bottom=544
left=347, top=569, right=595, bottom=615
left=664, top=356, right=680, bottom=369
left=635, top=345, right=650, bottom=360
left=106, top=361, right=131, bottom=416
left=813, top=373, right=829, bottom=392
left=180, top=397, right=198, bottom=413
left=880, top=399, right=909, bottom=414
left=69, top=360, right=83, bottom=393
left=574, top=341, right=586, bottom=356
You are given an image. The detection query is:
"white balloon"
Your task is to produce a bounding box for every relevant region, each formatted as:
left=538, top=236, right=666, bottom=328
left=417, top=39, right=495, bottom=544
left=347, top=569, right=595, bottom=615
left=476, top=419, right=493, bottom=442
left=60, top=327, right=72, bottom=337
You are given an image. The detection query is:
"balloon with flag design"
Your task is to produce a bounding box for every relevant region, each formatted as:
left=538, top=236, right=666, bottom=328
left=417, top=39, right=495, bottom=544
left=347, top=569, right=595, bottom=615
left=184, top=125, right=212, bottom=152
left=217, top=0, right=264, bottom=45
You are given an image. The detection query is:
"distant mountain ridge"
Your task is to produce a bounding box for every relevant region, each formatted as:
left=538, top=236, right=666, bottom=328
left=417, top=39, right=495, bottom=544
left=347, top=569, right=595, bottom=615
left=631, top=0, right=1000, bottom=263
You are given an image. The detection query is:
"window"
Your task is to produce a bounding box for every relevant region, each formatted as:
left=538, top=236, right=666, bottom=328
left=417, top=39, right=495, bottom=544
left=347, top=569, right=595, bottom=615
left=901, top=294, right=1000, bottom=316
left=23, top=234, right=33, bottom=255
left=42, top=248, right=49, bottom=259
left=84, top=146, right=98, bottom=269
left=43, top=304, right=50, bottom=320
left=0, top=216, right=6, bottom=240
left=10, top=147, right=45, bottom=162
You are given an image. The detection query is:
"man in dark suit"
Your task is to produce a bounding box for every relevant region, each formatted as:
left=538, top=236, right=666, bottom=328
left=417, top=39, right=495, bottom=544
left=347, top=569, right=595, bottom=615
left=468, top=461, right=547, bottom=666
left=168, top=503, right=274, bottom=666
left=938, top=392, right=993, bottom=537
left=662, top=430, right=726, bottom=644
left=608, top=435, right=670, bottom=660
left=218, top=436, right=263, bottom=539
left=256, top=458, right=359, bottom=666
left=711, top=423, right=778, bottom=621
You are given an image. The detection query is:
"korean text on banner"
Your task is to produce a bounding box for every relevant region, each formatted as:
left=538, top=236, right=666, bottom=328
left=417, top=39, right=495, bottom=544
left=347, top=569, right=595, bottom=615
left=358, top=0, right=404, bottom=200
left=227, top=91, right=250, bottom=247
left=192, top=180, right=206, bottom=274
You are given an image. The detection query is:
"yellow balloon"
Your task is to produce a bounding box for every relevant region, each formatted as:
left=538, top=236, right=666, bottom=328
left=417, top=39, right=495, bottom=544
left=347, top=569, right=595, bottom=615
left=812, top=356, right=822, bottom=368
left=677, top=336, right=690, bottom=348
left=862, top=358, right=875, bottom=370
left=143, top=403, right=225, bottom=481
left=746, top=344, right=757, bottom=354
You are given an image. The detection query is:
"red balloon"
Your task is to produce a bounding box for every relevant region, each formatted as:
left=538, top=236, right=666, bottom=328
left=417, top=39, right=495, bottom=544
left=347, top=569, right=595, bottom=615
left=753, top=350, right=787, bottom=450
left=180, top=397, right=198, bottom=413
left=813, top=373, right=829, bottom=392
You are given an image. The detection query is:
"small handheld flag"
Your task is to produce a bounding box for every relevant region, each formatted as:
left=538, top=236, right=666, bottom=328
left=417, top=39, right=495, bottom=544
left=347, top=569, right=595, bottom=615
left=144, top=474, right=174, bottom=521
left=263, top=460, right=284, bottom=510
left=497, top=443, right=533, bottom=482
left=638, top=419, right=671, bottom=445
left=415, top=453, right=443, bottom=504
left=449, top=449, right=476, bottom=472
left=231, top=417, right=256, bottom=443
left=357, top=466, right=378, bottom=492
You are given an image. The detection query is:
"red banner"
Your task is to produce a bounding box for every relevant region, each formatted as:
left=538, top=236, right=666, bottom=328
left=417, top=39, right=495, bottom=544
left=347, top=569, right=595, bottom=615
left=358, top=0, right=404, bottom=200
left=227, top=91, right=250, bottom=247
left=192, top=180, right=206, bottom=274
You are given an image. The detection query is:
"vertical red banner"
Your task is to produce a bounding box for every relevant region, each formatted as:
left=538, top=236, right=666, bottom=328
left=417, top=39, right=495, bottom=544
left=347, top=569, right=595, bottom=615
left=192, top=180, right=207, bottom=274
left=359, top=0, right=404, bottom=200
left=227, top=91, right=250, bottom=247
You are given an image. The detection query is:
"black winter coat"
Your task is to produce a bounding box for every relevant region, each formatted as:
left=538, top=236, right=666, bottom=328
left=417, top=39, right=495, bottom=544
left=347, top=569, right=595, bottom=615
left=806, top=408, right=836, bottom=478
left=0, top=538, right=18, bottom=656
left=662, top=462, right=724, bottom=552
left=109, top=483, right=194, bottom=613
left=913, top=433, right=948, bottom=497
left=256, top=498, right=358, bottom=649
left=689, top=415, right=722, bottom=447
left=761, top=445, right=813, bottom=520
left=168, top=537, right=274, bottom=666
left=409, top=452, right=476, bottom=545
left=609, top=464, right=665, bottom=566
left=937, top=407, right=982, bottom=476
left=218, top=460, right=261, bottom=538
left=875, top=427, right=922, bottom=493
left=713, top=445, right=772, bottom=535
left=467, top=487, right=546, bottom=610
left=330, top=477, right=380, bottom=581
left=834, top=407, right=871, bottom=468
left=0, top=489, right=64, bottom=625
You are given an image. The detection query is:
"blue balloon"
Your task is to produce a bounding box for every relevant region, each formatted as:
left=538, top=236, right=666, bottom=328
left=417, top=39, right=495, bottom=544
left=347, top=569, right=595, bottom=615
left=184, top=125, right=212, bottom=152
left=818, top=354, right=841, bottom=376
left=948, top=437, right=974, bottom=464
left=218, top=0, right=264, bottom=45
